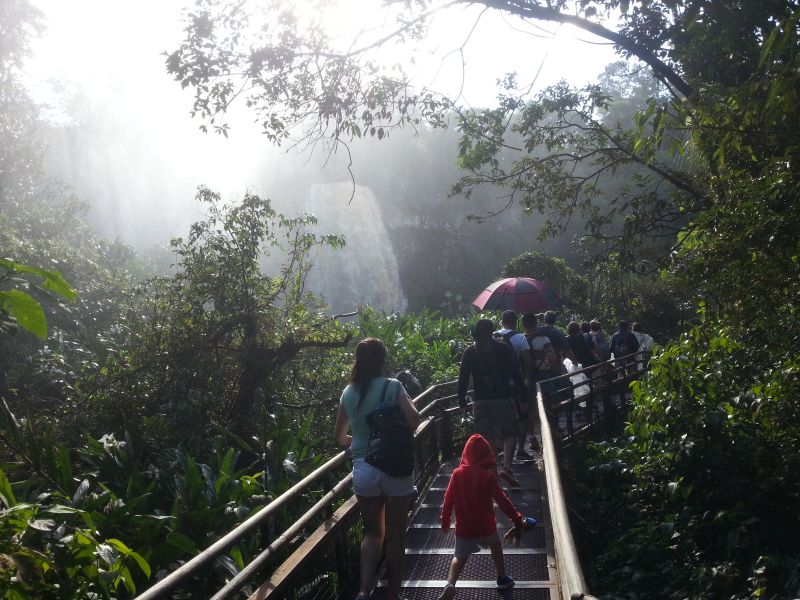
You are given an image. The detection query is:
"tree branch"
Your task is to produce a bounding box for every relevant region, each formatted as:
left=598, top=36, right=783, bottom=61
left=471, top=0, right=694, bottom=98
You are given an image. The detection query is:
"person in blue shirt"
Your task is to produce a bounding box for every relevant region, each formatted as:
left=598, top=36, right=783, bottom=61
left=334, top=338, right=420, bottom=600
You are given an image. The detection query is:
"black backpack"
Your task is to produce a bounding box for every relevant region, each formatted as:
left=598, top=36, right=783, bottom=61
left=493, top=329, right=519, bottom=349
left=364, top=379, right=414, bottom=477
left=615, top=333, right=631, bottom=356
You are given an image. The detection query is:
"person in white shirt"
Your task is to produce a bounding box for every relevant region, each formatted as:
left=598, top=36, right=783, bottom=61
left=631, top=322, right=654, bottom=371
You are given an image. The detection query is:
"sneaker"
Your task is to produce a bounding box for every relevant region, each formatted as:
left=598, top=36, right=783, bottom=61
left=515, top=449, right=532, bottom=460
left=496, top=575, right=515, bottom=590
left=438, top=583, right=456, bottom=600
left=498, top=468, right=520, bottom=488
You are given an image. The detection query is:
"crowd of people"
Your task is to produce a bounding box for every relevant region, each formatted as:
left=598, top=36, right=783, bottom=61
left=333, top=314, right=654, bottom=600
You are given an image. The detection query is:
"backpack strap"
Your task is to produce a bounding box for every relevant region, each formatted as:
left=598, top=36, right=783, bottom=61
left=374, top=378, right=392, bottom=408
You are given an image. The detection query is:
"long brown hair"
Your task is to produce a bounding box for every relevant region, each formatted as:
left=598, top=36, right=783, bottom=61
left=350, top=338, right=388, bottom=408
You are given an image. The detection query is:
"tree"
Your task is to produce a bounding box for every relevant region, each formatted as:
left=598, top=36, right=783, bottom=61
left=502, top=250, right=589, bottom=316
left=88, top=188, right=351, bottom=446
left=164, top=1, right=794, bottom=276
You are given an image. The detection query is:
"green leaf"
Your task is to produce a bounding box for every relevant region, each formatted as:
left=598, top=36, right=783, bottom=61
left=230, top=545, right=244, bottom=570
left=0, top=469, right=17, bottom=507
left=96, top=543, right=119, bottom=566
left=0, top=258, right=77, bottom=301
left=106, top=538, right=132, bottom=556
left=166, top=532, right=197, bottom=554
left=29, top=518, right=57, bottom=531
left=0, top=289, right=47, bottom=339
left=128, top=549, right=151, bottom=578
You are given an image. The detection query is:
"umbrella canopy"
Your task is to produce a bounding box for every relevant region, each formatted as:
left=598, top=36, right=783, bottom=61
left=472, top=277, right=561, bottom=312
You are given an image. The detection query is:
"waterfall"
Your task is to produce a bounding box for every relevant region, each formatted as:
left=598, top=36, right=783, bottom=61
left=303, top=183, right=407, bottom=315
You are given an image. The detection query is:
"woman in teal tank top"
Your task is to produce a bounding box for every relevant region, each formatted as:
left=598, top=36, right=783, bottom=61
left=334, top=338, right=420, bottom=600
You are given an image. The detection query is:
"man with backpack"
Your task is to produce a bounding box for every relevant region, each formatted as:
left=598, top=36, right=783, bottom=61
left=610, top=320, right=640, bottom=375
left=494, top=311, right=534, bottom=459
left=457, top=319, right=526, bottom=486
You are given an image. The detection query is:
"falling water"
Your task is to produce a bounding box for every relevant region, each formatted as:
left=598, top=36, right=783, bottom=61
left=303, top=183, right=407, bottom=315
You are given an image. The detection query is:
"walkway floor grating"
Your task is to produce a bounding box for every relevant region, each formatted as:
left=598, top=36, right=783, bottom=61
left=372, top=451, right=558, bottom=600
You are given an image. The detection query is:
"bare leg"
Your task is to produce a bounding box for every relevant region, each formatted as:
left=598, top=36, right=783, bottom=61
left=489, top=537, right=507, bottom=578
left=356, top=495, right=386, bottom=597
left=384, top=493, right=412, bottom=600
left=502, top=436, right=515, bottom=471
left=446, top=554, right=469, bottom=584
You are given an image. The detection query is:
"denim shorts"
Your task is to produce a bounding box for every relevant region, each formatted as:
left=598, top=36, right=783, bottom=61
left=454, top=531, right=500, bottom=557
left=352, top=458, right=415, bottom=498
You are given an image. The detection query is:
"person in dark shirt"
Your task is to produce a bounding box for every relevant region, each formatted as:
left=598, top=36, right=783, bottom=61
left=566, top=321, right=599, bottom=369
left=609, top=320, right=640, bottom=374
left=457, top=319, right=526, bottom=485
left=610, top=320, right=640, bottom=357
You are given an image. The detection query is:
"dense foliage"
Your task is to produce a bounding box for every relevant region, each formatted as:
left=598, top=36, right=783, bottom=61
left=567, top=317, right=800, bottom=598
left=3, top=0, right=799, bottom=598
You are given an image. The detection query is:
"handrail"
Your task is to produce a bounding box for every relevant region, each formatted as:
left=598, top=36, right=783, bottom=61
left=210, top=474, right=354, bottom=600
left=135, top=451, right=349, bottom=600
left=537, top=350, right=650, bottom=599
left=537, top=380, right=597, bottom=600
left=135, top=378, right=459, bottom=599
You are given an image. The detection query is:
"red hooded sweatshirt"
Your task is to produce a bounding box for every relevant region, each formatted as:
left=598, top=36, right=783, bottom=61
left=440, top=434, right=523, bottom=539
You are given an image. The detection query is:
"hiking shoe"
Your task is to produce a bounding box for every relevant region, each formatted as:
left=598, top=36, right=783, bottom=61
left=496, top=575, right=515, bottom=590
left=498, top=468, right=520, bottom=488
left=438, top=583, right=456, bottom=600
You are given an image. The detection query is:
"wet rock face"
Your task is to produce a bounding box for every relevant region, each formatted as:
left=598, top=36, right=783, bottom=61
left=304, top=182, right=407, bottom=315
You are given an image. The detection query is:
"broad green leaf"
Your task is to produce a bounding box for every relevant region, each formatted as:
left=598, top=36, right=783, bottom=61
left=96, top=543, right=119, bottom=566
left=0, top=289, right=47, bottom=339
left=230, top=545, right=244, bottom=570
left=29, top=518, right=57, bottom=531
left=128, top=550, right=152, bottom=578
left=106, top=538, right=132, bottom=556
left=0, top=258, right=77, bottom=301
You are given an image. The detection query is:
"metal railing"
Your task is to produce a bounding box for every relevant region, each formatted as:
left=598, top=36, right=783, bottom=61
left=538, top=351, right=651, bottom=443
left=134, top=381, right=464, bottom=600
left=536, top=350, right=649, bottom=600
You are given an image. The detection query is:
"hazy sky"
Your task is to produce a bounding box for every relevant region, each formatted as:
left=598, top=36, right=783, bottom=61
left=25, top=0, right=617, bottom=109
left=22, top=0, right=619, bottom=248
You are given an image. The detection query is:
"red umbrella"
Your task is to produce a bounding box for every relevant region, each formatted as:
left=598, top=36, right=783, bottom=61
left=472, top=277, right=561, bottom=312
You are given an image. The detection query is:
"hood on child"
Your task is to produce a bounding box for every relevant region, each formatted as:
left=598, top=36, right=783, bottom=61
left=460, top=434, right=496, bottom=470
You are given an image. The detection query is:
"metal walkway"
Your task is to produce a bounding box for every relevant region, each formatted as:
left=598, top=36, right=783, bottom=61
left=135, top=355, right=647, bottom=600
left=372, top=450, right=558, bottom=600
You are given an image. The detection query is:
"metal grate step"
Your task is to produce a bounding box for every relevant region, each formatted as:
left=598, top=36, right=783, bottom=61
left=401, top=552, right=550, bottom=582
left=405, top=526, right=546, bottom=550
left=373, top=586, right=552, bottom=600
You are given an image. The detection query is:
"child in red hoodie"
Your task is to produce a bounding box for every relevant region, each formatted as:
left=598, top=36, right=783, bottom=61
left=439, top=433, right=526, bottom=599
